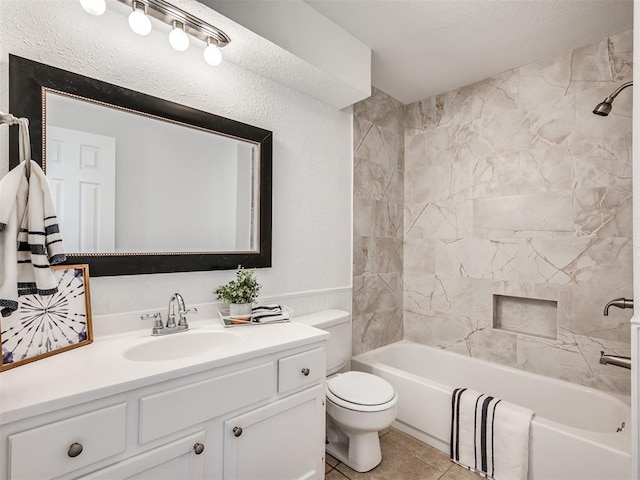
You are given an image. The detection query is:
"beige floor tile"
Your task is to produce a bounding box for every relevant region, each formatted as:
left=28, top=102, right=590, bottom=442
left=326, top=462, right=335, bottom=474
left=326, top=454, right=341, bottom=467
left=380, top=429, right=453, bottom=473
left=326, top=469, right=351, bottom=480
left=335, top=440, right=442, bottom=480
left=443, top=463, right=485, bottom=480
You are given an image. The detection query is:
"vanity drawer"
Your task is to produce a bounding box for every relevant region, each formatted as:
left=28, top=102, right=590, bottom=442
left=278, top=347, right=324, bottom=393
left=139, top=362, right=275, bottom=443
left=8, top=403, right=127, bottom=479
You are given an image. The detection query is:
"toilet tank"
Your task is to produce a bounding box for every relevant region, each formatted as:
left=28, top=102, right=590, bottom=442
left=295, top=309, right=351, bottom=375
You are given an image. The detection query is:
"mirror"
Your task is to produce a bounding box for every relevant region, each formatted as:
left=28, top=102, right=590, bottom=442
left=9, top=55, right=272, bottom=276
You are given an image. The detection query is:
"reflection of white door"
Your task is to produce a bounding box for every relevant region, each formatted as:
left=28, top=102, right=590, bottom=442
left=46, top=126, right=116, bottom=252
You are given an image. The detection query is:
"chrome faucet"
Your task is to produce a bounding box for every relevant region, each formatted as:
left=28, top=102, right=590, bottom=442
left=603, top=298, right=633, bottom=316
left=140, top=293, right=198, bottom=336
left=600, top=351, right=631, bottom=370
left=167, top=292, right=186, bottom=328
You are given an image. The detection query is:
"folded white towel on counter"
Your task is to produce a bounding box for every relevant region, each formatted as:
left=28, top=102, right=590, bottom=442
left=251, top=304, right=290, bottom=323
left=450, top=387, right=534, bottom=480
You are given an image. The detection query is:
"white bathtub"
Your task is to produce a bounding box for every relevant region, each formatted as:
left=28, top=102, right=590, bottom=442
left=351, top=340, right=631, bottom=480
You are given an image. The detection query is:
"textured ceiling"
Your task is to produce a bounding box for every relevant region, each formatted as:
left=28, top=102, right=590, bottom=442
left=306, top=0, right=633, bottom=104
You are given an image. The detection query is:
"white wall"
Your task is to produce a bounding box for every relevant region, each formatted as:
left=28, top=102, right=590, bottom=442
left=631, top=2, right=639, bottom=477
left=206, top=0, right=371, bottom=106
left=0, top=0, right=353, bottom=316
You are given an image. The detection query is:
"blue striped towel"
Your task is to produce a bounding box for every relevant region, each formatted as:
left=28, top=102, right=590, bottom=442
left=450, top=388, right=533, bottom=480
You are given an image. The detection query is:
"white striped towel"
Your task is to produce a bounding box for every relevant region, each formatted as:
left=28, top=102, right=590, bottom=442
left=0, top=160, right=66, bottom=317
left=251, top=304, right=290, bottom=323
left=450, top=388, right=534, bottom=480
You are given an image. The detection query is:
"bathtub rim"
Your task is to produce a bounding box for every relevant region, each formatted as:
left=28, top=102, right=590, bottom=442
left=351, top=339, right=631, bottom=455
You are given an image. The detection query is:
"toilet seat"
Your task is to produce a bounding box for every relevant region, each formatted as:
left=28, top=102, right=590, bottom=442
left=327, top=372, right=396, bottom=412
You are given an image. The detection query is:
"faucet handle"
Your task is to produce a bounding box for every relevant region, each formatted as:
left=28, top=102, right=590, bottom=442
left=141, top=312, right=164, bottom=332
left=178, top=307, right=198, bottom=326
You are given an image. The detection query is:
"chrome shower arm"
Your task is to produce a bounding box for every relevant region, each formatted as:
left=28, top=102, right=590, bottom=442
left=606, top=81, right=633, bottom=100
left=593, top=81, right=633, bottom=116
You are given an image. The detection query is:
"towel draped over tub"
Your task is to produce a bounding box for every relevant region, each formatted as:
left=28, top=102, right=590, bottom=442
left=450, top=387, right=534, bottom=480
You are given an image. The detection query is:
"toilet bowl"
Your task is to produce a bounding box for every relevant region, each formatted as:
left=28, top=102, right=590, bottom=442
left=325, top=371, right=398, bottom=472
left=294, top=310, right=398, bottom=473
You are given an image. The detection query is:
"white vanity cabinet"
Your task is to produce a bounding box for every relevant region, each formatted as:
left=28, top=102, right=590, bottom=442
left=0, top=337, right=327, bottom=480
left=7, top=403, right=128, bottom=479
left=80, top=431, right=207, bottom=480
left=224, top=347, right=326, bottom=480
left=224, top=384, right=325, bottom=480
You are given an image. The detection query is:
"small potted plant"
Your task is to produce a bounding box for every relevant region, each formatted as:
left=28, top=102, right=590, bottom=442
left=214, top=266, right=261, bottom=319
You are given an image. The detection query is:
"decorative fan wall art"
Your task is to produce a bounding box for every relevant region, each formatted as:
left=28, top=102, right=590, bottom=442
left=1, top=264, right=93, bottom=371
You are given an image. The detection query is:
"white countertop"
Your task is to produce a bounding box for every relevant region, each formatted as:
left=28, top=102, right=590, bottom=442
left=0, top=318, right=328, bottom=425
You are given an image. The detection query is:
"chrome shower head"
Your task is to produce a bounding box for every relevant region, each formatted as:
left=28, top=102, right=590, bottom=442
left=593, top=81, right=633, bottom=116
left=592, top=98, right=613, bottom=116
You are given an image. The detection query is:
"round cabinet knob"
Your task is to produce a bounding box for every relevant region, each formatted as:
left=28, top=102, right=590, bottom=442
left=67, top=442, right=83, bottom=458
left=193, top=443, right=205, bottom=455
left=301, top=367, right=310, bottom=376
left=233, top=426, right=243, bottom=437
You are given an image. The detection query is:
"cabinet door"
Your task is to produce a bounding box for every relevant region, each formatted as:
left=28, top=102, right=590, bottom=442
left=224, top=384, right=325, bottom=480
left=80, top=432, right=206, bottom=480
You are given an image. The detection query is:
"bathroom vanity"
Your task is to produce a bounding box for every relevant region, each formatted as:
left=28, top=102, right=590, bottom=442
left=0, top=320, right=328, bottom=479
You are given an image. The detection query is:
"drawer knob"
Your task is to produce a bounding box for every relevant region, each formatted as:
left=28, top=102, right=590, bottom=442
left=67, top=442, right=83, bottom=458
left=193, top=443, right=205, bottom=455
left=233, top=426, right=243, bottom=437
left=301, top=367, right=310, bottom=376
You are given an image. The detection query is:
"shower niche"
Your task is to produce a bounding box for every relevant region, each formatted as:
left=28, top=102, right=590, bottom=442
left=492, top=294, right=558, bottom=340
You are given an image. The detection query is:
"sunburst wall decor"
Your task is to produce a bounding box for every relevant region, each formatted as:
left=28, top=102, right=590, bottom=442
left=1, top=264, right=93, bottom=371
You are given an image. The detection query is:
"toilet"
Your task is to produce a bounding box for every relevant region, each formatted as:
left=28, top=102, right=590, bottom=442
left=296, top=309, right=398, bottom=473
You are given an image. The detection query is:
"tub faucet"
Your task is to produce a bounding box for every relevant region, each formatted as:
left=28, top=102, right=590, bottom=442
left=603, top=297, right=633, bottom=316
left=599, top=351, right=631, bottom=370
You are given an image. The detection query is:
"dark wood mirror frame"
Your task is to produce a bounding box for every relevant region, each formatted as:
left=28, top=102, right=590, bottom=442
left=9, top=55, right=272, bottom=277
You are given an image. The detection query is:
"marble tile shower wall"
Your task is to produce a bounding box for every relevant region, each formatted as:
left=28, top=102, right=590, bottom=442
left=403, top=30, right=633, bottom=395
left=353, top=88, right=406, bottom=355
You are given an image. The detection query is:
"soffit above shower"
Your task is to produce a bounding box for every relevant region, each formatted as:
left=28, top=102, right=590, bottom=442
left=305, top=0, right=633, bottom=104
left=197, top=0, right=372, bottom=109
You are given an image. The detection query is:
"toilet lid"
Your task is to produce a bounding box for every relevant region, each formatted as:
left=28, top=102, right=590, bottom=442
left=327, top=371, right=395, bottom=406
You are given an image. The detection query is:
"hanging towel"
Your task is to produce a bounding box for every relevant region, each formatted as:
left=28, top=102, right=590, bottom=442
left=450, top=388, right=534, bottom=480
left=0, top=160, right=66, bottom=317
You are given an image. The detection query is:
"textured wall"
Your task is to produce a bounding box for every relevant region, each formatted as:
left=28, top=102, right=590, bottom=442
left=352, top=88, right=405, bottom=355
left=0, top=1, right=353, bottom=316
left=403, top=30, right=633, bottom=395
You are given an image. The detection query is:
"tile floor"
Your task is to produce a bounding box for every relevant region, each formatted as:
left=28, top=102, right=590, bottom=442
left=325, top=427, right=483, bottom=480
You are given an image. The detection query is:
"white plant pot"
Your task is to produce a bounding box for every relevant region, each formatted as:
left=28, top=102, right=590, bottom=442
left=229, top=303, right=252, bottom=319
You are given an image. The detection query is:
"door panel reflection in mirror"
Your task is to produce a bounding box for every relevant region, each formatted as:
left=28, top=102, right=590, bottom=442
left=8, top=55, right=272, bottom=276
left=45, top=92, right=258, bottom=254
left=46, top=125, right=116, bottom=252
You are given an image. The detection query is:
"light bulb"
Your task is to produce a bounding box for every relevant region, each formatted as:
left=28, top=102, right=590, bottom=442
left=79, top=0, right=106, bottom=16
left=203, top=41, right=222, bottom=66
left=169, top=22, right=190, bottom=51
left=128, top=3, right=152, bottom=36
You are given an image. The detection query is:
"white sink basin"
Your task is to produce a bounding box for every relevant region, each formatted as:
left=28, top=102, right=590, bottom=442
left=124, top=331, right=242, bottom=362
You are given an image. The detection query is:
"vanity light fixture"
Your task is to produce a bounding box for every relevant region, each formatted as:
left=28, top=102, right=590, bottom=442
left=79, top=0, right=231, bottom=65
left=79, top=0, right=107, bottom=16
left=128, top=1, right=152, bottom=36
left=203, top=37, right=223, bottom=66
left=168, top=20, right=190, bottom=51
